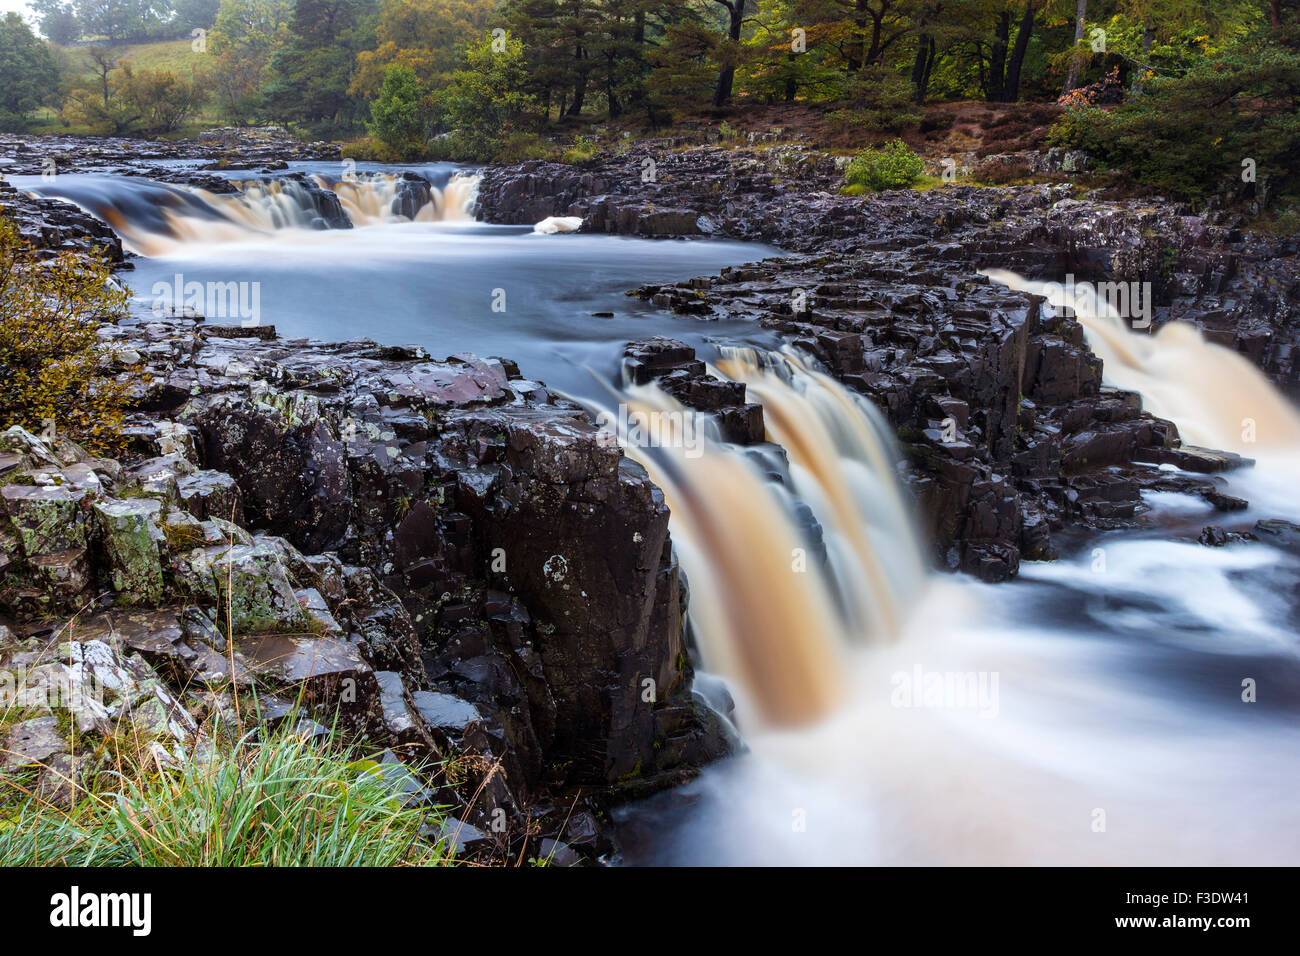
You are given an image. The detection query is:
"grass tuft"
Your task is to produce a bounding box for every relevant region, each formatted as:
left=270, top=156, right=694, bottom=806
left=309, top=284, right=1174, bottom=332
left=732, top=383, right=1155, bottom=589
left=0, top=718, right=452, bottom=867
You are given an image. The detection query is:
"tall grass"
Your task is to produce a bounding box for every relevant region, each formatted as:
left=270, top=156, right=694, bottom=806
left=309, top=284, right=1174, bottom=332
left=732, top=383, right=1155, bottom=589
left=0, top=721, right=452, bottom=867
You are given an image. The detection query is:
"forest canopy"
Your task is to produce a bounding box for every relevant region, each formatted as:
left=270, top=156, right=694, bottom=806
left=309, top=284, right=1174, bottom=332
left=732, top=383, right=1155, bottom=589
left=0, top=0, right=1294, bottom=209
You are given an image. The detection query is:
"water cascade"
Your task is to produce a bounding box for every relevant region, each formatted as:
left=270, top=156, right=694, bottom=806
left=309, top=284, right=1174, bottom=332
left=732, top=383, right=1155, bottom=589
left=983, top=268, right=1300, bottom=454
left=20, top=171, right=481, bottom=256
left=599, top=347, right=928, bottom=728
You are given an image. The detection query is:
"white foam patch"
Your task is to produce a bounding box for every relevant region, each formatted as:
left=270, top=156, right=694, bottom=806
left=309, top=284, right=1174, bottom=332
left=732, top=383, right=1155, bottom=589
left=533, top=216, right=583, bottom=235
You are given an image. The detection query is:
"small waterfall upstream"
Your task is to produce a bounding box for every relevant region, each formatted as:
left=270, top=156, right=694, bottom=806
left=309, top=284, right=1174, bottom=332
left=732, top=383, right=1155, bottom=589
left=18, top=170, right=481, bottom=256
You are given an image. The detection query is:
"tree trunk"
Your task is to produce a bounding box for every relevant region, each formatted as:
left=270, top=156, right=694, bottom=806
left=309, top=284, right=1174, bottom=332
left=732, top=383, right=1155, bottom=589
left=712, top=0, right=746, bottom=107
left=911, top=34, right=935, bottom=103
left=567, top=45, right=587, bottom=116
left=911, top=18, right=930, bottom=101
left=606, top=55, right=620, bottom=118
left=785, top=53, right=797, bottom=102
left=1002, top=1, right=1036, bottom=102
left=847, top=0, right=867, bottom=71
left=1132, top=20, right=1155, bottom=95
left=1062, top=0, right=1088, bottom=92
left=865, top=10, right=885, bottom=67
left=988, top=11, right=1010, bottom=101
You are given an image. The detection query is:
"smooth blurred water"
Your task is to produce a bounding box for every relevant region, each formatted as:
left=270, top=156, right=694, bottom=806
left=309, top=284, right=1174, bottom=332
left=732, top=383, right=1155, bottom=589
left=122, top=222, right=785, bottom=401
left=617, top=471, right=1300, bottom=865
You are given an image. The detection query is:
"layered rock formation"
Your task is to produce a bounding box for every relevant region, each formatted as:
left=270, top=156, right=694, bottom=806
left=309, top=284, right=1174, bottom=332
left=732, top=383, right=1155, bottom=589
left=478, top=144, right=1290, bottom=579
left=0, top=316, right=729, bottom=862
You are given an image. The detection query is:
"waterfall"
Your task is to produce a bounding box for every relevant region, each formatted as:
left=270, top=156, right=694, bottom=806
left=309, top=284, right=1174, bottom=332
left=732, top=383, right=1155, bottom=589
left=597, top=347, right=927, bottom=729
left=19, top=170, right=482, bottom=257
left=614, top=313, right=1300, bottom=866
left=983, top=268, right=1300, bottom=454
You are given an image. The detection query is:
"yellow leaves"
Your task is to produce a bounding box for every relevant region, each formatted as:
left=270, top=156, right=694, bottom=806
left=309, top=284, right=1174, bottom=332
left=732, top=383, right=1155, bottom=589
left=0, top=217, right=132, bottom=454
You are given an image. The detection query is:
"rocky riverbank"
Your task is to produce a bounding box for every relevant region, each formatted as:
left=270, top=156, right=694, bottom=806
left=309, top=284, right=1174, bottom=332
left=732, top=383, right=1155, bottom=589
left=477, top=143, right=1297, bottom=579
left=0, top=316, right=730, bottom=863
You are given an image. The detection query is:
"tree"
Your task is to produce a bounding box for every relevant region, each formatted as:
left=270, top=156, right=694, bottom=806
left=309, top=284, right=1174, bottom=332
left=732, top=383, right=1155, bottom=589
left=30, top=0, right=82, bottom=44
left=1061, top=0, right=1088, bottom=91
left=63, top=59, right=208, bottom=134
left=121, top=64, right=209, bottom=132
left=208, top=0, right=292, bottom=123
left=74, top=0, right=174, bottom=42
left=172, top=0, right=223, bottom=30
left=0, top=14, right=61, bottom=129
left=1000, top=0, right=1037, bottom=100
left=437, top=31, right=541, bottom=160
left=709, top=0, right=749, bottom=105
left=365, top=62, right=429, bottom=159
left=1048, top=22, right=1300, bottom=204
left=262, top=0, right=376, bottom=133
left=85, top=45, right=119, bottom=108
left=351, top=0, right=492, bottom=98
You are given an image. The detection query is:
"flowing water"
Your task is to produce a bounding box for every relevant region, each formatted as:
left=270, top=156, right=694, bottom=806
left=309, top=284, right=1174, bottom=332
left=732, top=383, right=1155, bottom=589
left=16, top=166, right=1300, bottom=864
left=12, top=167, right=784, bottom=402
left=615, top=270, right=1300, bottom=866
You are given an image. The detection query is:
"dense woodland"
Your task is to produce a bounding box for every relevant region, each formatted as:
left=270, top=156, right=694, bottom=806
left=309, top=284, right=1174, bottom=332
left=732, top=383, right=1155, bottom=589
left=0, top=1, right=1296, bottom=209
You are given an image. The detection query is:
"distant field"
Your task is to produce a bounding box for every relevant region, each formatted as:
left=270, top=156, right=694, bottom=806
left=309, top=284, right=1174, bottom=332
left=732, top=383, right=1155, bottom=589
left=57, top=38, right=209, bottom=80
left=30, top=39, right=220, bottom=138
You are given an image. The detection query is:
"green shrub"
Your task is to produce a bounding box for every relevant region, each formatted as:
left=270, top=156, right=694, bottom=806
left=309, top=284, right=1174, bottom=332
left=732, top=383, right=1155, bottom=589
left=437, top=32, right=544, bottom=163
left=365, top=64, right=433, bottom=163
left=63, top=64, right=209, bottom=137
left=826, top=67, right=923, bottom=133
left=1047, top=27, right=1300, bottom=206
left=844, top=139, right=925, bottom=192
left=0, top=215, right=134, bottom=454
left=342, top=136, right=425, bottom=164
left=560, top=134, right=599, bottom=164
left=493, top=131, right=554, bottom=163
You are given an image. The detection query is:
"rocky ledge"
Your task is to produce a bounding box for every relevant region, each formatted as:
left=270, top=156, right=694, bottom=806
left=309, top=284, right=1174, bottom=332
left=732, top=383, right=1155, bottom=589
left=1, top=316, right=732, bottom=864
left=478, top=144, right=1298, bottom=579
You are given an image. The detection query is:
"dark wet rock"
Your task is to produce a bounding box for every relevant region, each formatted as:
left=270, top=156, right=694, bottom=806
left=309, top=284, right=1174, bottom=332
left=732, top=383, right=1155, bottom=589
left=1254, top=519, right=1300, bottom=556
left=374, top=670, right=441, bottom=760
left=203, top=324, right=278, bottom=340
left=236, top=632, right=383, bottom=732
left=1, top=306, right=730, bottom=846
left=622, top=337, right=765, bottom=443
left=537, top=837, right=582, bottom=866
left=177, top=470, right=245, bottom=523
left=428, top=818, right=495, bottom=857
left=411, top=689, right=482, bottom=737
left=1198, top=525, right=1256, bottom=547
